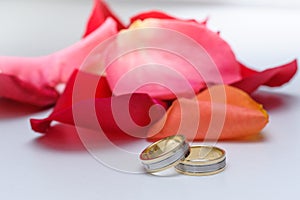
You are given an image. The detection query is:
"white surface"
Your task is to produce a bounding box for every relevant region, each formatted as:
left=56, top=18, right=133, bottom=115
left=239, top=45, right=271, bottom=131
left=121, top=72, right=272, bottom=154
left=1, top=1, right=300, bottom=200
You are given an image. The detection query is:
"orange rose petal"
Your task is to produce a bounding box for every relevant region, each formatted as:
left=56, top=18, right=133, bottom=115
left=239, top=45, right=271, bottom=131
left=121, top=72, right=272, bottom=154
left=148, top=85, right=269, bottom=141
left=197, top=85, right=268, bottom=113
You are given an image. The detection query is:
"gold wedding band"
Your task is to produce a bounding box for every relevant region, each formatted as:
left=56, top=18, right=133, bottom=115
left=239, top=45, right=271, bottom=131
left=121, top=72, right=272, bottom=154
left=175, top=146, right=226, bottom=176
left=140, top=135, right=190, bottom=173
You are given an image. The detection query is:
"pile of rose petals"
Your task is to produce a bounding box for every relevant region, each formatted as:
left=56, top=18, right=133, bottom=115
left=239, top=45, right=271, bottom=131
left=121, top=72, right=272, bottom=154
left=1, top=0, right=298, bottom=141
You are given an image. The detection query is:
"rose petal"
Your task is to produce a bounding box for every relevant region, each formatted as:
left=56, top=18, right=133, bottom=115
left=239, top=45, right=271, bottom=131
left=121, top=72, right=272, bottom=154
left=30, top=69, right=110, bottom=132
left=31, top=70, right=166, bottom=135
left=83, top=0, right=125, bottom=37
left=130, top=11, right=206, bottom=25
left=0, top=18, right=117, bottom=106
left=232, top=60, right=298, bottom=93
left=0, top=74, right=59, bottom=107
left=105, top=18, right=242, bottom=100
left=148, top=85, right=269, bottom=141
left=131, top=11, right=179, bottom=22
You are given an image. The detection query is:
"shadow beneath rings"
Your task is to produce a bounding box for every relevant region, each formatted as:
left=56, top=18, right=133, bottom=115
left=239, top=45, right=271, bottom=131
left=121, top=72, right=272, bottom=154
left=0, top=98, right=47, bottom=119
left=145, top=168, right=181, bottom=178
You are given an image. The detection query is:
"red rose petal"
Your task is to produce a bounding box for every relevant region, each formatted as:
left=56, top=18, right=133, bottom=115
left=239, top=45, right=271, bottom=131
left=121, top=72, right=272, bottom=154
left=83, top=0, right=125, bottom=37
left=233, top=60, right=298, bottom=93
left=131, top=11, right=178, bottom=22
left=130, top=11, right=207, bottom=25
left=31, top=70, right=166, bottom=135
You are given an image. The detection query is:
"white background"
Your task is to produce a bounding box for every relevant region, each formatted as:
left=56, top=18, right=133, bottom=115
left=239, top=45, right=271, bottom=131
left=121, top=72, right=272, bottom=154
left=1, top=0, right=300, bottom=199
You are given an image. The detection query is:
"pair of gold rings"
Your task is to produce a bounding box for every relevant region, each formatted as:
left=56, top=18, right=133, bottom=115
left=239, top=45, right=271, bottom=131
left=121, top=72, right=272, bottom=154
left=140, top=135, right=226, bottom=176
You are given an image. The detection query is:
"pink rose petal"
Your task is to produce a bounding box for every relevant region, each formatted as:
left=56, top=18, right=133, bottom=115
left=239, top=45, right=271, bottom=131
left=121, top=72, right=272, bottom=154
left=105, top=18, right=242, bottom=100
left=0, top=18, right=117, bottom=106
left=0, top=73, right=59, bottom=107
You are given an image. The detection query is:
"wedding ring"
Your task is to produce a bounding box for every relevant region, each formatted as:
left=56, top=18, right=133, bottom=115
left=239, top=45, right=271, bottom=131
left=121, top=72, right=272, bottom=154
left=175, top=146, right=226, bottom=176
left=140, top=135, right=190, bottom=173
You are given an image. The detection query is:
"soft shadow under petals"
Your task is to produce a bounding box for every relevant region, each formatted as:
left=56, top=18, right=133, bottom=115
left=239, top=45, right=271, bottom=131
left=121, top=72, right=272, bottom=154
left=34, top=123, right=140, bottom=152
left=0, top=98, right=45, bottom=119
left=34, top=124, right=86, bottom=152
left=219, top=132, right=267, bottom=143
left=252, top=90, right=295, bottom=112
